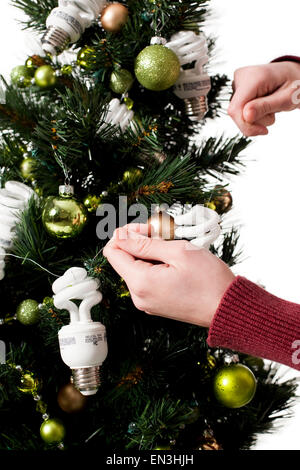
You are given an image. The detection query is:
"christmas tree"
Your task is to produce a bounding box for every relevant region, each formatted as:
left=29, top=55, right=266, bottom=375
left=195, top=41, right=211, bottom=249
left=0, top=0, right=297, bottom=451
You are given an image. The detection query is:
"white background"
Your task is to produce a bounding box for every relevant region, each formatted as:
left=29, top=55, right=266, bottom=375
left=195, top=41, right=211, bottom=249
left=1, top=0, right=300, bottom=450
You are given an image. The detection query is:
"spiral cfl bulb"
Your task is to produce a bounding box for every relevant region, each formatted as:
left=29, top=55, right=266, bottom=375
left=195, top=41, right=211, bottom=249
left=42, top=0, right=107, bottom=56
left=52, top=267, right=108, bottom=396
left=0, top=181, right=35, bottom=281
left=99, top=98, right=134, bottom=133
left=166, top=31, right=211, bottom=121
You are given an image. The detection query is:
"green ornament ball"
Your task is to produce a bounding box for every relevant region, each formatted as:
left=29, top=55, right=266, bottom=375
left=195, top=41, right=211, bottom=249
left=213, top=364, right=257, bottom=409
left=77, top=46, right=97, bottom=69
left=153, top=445, right=172, bottom=450
left=40, top=418, right=66, bottom=444
left=42, top=187, right=88, bottom=239
left=20, top=157, right=35, bottom=181
left=11, top=65, right=33, bottom=88
left=134, top=45, right=180, bottom=91
left=16, top=299, right=40, bottom=325
left=110, top=68, right=134, bottom=94
left=83, top=194, right=102, bottom=213
left=34, top=65, right=57, bottom=89
left=123, top=168, right=143, bottom=182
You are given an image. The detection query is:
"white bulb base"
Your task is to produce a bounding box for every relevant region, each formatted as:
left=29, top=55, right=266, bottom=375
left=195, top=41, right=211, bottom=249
left=58, top=322, right=108, bottom=396
left=72, top=366, right=101, bottom=396
left=42, top=26, right=71, bottom=56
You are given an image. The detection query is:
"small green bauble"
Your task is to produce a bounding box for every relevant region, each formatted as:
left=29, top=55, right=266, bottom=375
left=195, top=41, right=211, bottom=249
left=60, top=64, right=73, bottom=75
left=16, top=299, right=40, bottom=325
left=134, top=45, right=180, bottom=91
left=42, top=185, right=88, bottom=239
left=153, top=445, right=172, bottom=450
left=25, top=55, right=45, bottom=70
left=213, top=364, right=257, bottom=408
left=10, top=65, right=33, bottom=88
left=83, top=194, right=102, bottom=213
left=77, top=46, right=97, bottom=69
left=110, top=68, right=134, bottom=94
left=123, top=168, right=143, bottom=182
left=20, top=157, right=35, bottom=181
left=34, top=65, right=57, bottom=89
left=18, top=372, right=40, bottom=394
left=40, top=418, right=66, bottom=444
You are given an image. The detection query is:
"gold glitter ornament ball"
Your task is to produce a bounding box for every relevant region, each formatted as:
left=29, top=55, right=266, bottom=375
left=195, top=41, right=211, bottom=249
left=11, top=65, right=33, bottom=88
left=42, top=186, right=88, bottom=239
left=213, top=364, right=257, bottom=408
left=100, top=3, right=129, bottom=32
left=134, top=45, right=180, bottom=91
left=40, top=418, right=66, bottom=444
left=16, top=299, right=40, bottom=325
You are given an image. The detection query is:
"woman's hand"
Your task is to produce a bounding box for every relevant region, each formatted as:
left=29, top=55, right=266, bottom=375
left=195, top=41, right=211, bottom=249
left=103, top=224, right=235, bottom=327
left=228, top=61, right=300, bottom=136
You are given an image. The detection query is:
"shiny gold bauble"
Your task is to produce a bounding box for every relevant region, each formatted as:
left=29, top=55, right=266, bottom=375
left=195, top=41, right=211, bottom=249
left=135, top=45, right=180, bottom=91
left=101, top=3, right=129, bottom=33
left=77, top=46, right=97, bottom=69
left=40, top=418, right=66, bottom=444
left=42, top=186, right=88, bottom=239
left=20, top=157, right=35, bottom=181
left=211, top=185, right=233, bottom=215
left=11, top=65, right=33, bottom=88
left=34, top=65, right=57, bottom=89
left=213, top=364, right=257, bottom=408
left=57, top=383, right=87, bottom=413
left=109, top=68, right=134, bottom=94
left=148, top=211, right=176, bottom=240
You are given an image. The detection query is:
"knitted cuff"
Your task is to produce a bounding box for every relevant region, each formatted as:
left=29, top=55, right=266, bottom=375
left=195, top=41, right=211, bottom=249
left=207, top=276, right=300, bottom=369
left=271, top=55, right=300, bottom=64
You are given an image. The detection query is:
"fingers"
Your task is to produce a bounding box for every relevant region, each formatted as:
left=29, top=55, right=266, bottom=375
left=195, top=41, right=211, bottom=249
left=243, top=88, right=293, bottom=123
left=109, top=226, right=181, bottom=264
left=103, top=239, right=152, bottom=281
left=228, top=82, right=268, bottom=137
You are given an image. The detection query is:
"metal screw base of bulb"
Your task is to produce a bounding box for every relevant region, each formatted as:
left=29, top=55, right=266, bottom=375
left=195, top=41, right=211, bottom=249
left=184, top=96, right=209, bottom=121
left=41, top=26, right=70, bottom=55
left=72, top=366, right=101, bottom=396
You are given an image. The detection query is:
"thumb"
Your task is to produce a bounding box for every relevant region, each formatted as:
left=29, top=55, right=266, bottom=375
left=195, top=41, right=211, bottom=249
left=243, top=89, right=292, bottom=123
left=113, top=227, right=181, bottom=264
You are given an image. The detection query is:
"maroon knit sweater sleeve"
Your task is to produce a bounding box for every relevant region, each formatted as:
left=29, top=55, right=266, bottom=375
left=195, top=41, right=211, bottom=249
left=207, top=276, right=300, bottom=370
left=271, top=55, right=300, bottom=64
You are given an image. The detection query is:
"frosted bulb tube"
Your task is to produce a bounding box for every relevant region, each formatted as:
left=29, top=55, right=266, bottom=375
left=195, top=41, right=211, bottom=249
left=99, top=98, right=134, bottom=134
left=42, top=0, right=107, bottom=55
left=173, top=205, right=221, bottom=249
left=0, top=181, right=35, bottom=280
left=52, top=267, right=108, bottom=396
left=166, top=31, right=211, bottom=121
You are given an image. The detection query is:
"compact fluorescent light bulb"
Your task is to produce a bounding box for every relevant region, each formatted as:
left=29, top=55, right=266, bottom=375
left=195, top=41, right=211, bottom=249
left=42, top=0, right=107, bottom=56
left=53, top=267, right=108, bottom=396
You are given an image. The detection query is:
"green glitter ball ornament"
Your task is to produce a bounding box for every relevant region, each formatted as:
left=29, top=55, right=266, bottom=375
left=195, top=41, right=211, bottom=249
left=134, top=44, right=180, bottom=91
left=109, top=68, right=134, bottom=94
left=77, top=46, right=97, bottom=69
left=42, top=185, right=88, bottom=239
left=16, top=299, right=40, bottom=325
left=213, top=364, right=257, bottom=408
left=40, top=418, right=66, bottom=444
left=34, top=65, right=57, bottom=89
left=10, top=65, right=33, bottom=88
